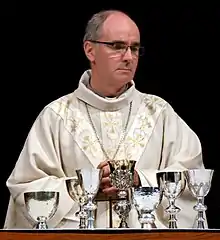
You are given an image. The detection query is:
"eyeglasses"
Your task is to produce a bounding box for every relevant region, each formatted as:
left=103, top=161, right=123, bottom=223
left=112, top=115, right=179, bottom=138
left=88, top=40, right=145, bottom=57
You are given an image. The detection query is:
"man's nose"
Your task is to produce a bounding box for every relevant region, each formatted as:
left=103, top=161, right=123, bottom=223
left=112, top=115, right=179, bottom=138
left=122, top=47, right=133, bottom=60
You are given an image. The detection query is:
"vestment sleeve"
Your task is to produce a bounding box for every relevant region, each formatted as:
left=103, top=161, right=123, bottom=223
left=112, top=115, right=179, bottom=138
left=4, top=107, right=77, bottom=228
left=136, top=103, right=206, bottom=228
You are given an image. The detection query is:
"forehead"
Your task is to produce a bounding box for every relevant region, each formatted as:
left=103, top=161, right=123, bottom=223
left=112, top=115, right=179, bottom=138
left=101, top=13, right=140, bottom=42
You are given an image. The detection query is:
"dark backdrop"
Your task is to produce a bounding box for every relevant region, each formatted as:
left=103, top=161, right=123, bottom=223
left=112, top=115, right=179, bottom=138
left=1, top=5, right=219, bottom=229
left=0, top=0, right=16, bottom=16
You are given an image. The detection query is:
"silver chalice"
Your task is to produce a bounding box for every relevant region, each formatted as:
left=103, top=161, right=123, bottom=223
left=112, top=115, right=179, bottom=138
left=24, top=191, right=59, bottom=229
left=132, top=186, right=162, bottom=229
left=156, top=171, right=186, bottom=229
left=184, top=168, right=214, bottom=229
left=108, top=159, right=136, bottom=228
left=66, top=177, right=88, bottom=229
left=76, top=168, right=103, bottom=229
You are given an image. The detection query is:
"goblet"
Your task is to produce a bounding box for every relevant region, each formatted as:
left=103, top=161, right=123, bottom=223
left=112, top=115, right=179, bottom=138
left=108, top=159, right=136, bottom=228
left=66, top=178, right=88, bottom=229
left=76, top=168, right=102, bottom=229
left=24, top=191, right=59, bottom=229
left=184, top=169, right=214, bottom=229
left=132, top=186, right=162, bottom=229
left=156, top=171, right=186, bottom=229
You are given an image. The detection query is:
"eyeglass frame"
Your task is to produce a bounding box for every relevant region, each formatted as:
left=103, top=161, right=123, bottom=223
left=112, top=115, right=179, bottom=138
left=87, top=39, right=145, bottom=57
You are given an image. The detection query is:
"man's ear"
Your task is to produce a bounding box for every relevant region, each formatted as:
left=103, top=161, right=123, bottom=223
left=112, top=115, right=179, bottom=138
left=83, top=41, right=95, bottom=62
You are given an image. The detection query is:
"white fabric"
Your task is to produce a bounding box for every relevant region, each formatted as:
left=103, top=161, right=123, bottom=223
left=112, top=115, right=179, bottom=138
left=4, top=69, right=206, bottom=229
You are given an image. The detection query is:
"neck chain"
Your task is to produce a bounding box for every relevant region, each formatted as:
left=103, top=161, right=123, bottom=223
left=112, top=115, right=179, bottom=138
left=85, top=102, right=132, bottom=160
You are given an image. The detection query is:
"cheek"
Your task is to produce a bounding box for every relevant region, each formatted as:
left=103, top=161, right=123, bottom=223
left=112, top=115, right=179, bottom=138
left=107, top=56, right=123, bottom=69
left=132, top=60, right=139, bottom=69
left=99, top=56, right=119, bottom=71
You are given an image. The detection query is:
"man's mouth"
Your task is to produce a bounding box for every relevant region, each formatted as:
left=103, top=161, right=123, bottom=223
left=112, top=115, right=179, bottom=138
left=117, top=68, right=131, bottom=72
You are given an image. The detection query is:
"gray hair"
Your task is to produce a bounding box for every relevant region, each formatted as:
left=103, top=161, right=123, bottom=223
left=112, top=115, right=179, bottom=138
left=83, top=9, right=127, bottom=42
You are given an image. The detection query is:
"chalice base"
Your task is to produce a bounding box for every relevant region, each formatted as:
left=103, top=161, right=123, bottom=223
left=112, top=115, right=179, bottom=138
left=35, top=216, right=48, bottom=229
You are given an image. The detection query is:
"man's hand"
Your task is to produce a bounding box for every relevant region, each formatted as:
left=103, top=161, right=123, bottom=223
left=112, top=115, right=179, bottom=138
left=133, top=169, right=141, bottom=186
left=97, top=160, right=117, bottom=195
left=97, top=160, right=141, bottom=195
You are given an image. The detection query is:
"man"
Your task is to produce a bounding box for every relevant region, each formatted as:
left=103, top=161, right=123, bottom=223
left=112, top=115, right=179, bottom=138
left=4, top=9, right=205, bottom=229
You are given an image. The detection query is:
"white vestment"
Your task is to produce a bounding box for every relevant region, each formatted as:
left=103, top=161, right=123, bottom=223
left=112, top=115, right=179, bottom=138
left=4, top=69, right=206, bottom=229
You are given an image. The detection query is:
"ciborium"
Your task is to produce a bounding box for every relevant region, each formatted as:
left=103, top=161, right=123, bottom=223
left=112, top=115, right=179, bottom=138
left=184, top=168, right=214, bottom=229
left=24, top=191, right=59, bottom=229
left=76, top=168, right=102, bottom=229
left=66, top=177, right=88, bottom=229
left=156, top=171, right=186, bottom=229
left=108, top=159, right=136, bottom=228
left=132, top=186, right=162, bottom=229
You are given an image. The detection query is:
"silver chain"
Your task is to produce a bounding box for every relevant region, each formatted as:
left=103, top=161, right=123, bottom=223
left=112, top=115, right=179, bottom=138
left=85, top=102, right=132, bottom=160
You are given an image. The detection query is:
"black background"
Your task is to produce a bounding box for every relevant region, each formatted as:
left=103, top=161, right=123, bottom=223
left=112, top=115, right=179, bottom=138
left=1, top=4, right=219, bottom=229
left=0, top=0, right=16, bottom=16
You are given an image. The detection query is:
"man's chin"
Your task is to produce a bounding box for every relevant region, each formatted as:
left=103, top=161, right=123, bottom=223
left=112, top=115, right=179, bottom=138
left=116, top=75, right=133, bottom=84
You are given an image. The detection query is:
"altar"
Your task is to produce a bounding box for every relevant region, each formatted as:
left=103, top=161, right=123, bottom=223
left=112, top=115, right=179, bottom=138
left=1, top=229, right=220, bottom=240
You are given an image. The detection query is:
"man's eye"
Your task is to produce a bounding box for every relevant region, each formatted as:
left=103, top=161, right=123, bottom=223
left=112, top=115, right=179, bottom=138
left=112, top=43, right=125, bottom=50
left=130, top=46, right=139, bottom=52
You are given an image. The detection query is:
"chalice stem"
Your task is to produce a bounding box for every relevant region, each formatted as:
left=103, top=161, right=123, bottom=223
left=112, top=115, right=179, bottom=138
left=79, top=205, right=87, bottom=229
left=87, top=210, right=95, bottom=229
left=119, top=208, right=129, bottom=228
left=114, top=192, right=130, bottom=228
left=85, top=194, right=96, bottom=229
left=194, top=197, right=206, bottom=229
left=168, top=214, right=177, bottom=229
left=197, top=211, right=206, bottom=229
left=167, top=198, right=179, bottom=229
left=79, top=217, right=87, bottom=229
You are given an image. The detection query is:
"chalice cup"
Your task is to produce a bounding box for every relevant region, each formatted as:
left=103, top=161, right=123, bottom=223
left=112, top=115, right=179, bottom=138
left=108, top=159, right=136, bottom=228
left=132, top=186, right=162, bottom=229
left=156, top=171, right=186, bottom=229
left=24, top=191, right=59, bottom=229
left=76, top=168, right=102, bottom=229
left=184, top=169, right=214, bottom=229
left=66, top=178, right=88, bottom=229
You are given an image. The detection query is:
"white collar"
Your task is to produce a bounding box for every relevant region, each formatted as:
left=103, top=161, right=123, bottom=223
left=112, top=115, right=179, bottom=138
left=74, top=69, right=136, bottom=111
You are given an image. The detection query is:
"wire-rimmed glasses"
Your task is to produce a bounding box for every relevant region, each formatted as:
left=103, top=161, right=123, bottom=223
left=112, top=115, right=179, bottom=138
left=88, top=40, right=145, bottom=57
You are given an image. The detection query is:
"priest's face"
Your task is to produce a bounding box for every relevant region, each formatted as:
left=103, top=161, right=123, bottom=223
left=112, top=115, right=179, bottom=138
left=85, top=12, right=141, bottom=92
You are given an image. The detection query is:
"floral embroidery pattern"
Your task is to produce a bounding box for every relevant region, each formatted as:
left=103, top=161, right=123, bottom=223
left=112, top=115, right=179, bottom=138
left=103, top=112, right=122, bottom=140
left=52, top=94, right=166, bottom=164
left=143, top=95, right=164, bottom=115
left=67, top=118, right=79, bottom=133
